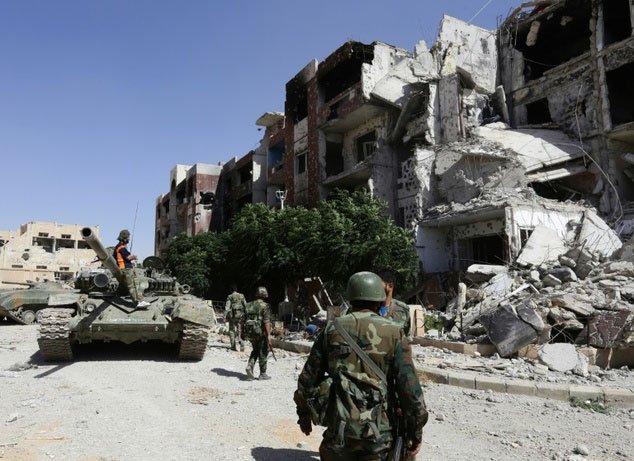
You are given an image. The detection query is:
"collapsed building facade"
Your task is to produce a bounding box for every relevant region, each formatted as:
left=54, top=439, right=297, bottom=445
left=153, top=1, right=634, bottom=362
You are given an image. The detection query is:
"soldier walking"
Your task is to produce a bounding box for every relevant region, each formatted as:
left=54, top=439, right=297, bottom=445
left=294, top=271, right=428, bottom=460
left=242, top=286, right=273, bottom=380
left=224, top=284, right=246, bottom=351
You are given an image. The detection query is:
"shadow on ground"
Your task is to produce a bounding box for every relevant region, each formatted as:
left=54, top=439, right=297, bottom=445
left=210, top=367, right=250, bottom=381
left=251, top=447, right=319, bottom=460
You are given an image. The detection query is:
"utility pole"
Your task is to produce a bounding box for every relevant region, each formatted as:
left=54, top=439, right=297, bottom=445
left=275, top=189, right=289, bottom=301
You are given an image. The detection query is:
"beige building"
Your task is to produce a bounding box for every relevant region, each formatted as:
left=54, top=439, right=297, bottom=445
left=0, top=222, right=101, bottom=288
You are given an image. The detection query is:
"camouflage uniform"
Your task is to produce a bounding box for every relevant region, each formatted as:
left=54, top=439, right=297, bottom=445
left=225, top=291, right=246, bottom=351
left=243, top=298, right=272, bottom=378
left=385, top=299, right=411, bottom=336
left=294, top=310, right=428, bottom=460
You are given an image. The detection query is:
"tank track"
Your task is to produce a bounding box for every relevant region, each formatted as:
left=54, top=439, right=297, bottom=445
left=178, top=322, right=209, bottom=361
left=37, top=308, right=74, bottom=361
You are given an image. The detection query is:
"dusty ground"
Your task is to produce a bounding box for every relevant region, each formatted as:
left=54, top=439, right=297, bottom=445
left=1, top=325, right=633, bottom=461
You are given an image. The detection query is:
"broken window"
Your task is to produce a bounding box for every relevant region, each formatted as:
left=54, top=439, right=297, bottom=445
left=457, top=234, right=506, bottom=269
left=286, top=79, right=308, bottom=123
left=603, top=0, right=632, bottom=46
left=38, top=232, right=49, bottom=237
left=59, top=266, right=69, bottom=271
left=55, top=272, right=73, bottom=281
left=163, top=200, right=169, bottom=214
left=514, top=1, right=592, bottom=80
left=356, top=131, right=377, bottom=163
left=32, top=237, right=54, bottom=253
left=77, top=241, right=90, bottom=249
left=238, top=165, right=252, bottom=184
left=11, top=264, right=23, bottom=268
left=57, top=238, right=75, bottom=249
left=60, top=234, right=71, bottom=239
left=296, top=150, right=307, bottom=175
left=325, top=141, right=344, bottom=177
left=525, top=98, right=553, bottom=124
left=0, top=239, right=5, bottom=247
left=607, top=62, right=634, bottom=127
left=268, top=141, right=286, bottom=173
left=36, top=265, right=47, bottom=270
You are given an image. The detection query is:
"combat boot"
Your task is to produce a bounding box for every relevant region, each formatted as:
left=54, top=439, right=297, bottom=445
left=245, top=364, right=255, bottom=380
left=259, top=373, right=271, bottom=380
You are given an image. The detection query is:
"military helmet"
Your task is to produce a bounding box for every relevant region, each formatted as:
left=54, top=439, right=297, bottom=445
left=118, top=229, right=131, bottom=241
left=346, top=271, right=386, bottom=302
left=256, top=286, right=268, bottom=299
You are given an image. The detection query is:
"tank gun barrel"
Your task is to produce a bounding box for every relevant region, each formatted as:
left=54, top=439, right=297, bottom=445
left=80, top=227, right=127, bottom=288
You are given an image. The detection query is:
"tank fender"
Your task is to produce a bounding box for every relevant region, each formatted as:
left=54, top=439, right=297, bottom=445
left=172, top=302, right=214, bottom=327
left=48, top=292, right=81, bottom=306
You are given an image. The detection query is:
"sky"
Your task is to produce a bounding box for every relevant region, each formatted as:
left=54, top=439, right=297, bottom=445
left=0, top=0, right=521, bottom=258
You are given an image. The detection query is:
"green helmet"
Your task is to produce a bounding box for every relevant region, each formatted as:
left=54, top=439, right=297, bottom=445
left=118, top=229, right=131, bottom=241
left=346, top=271, right=386, bottom=302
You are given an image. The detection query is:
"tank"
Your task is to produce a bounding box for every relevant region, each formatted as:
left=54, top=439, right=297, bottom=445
left=0, top=280, right=79, bottom=325
left=36, top=227, right=216, bottom=362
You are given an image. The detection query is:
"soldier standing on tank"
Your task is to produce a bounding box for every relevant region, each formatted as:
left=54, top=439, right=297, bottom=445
left=242, top=286, right=273, bottom=380
left=294, top=271, right=428, bottom=460
left=113, top=229, right=149, bottom=307
left=224, top=284, right=246, bottom=351
left=377, top=268, right=410, bottom=336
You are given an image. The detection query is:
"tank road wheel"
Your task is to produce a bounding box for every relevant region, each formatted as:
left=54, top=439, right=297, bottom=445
left=37, top=308, right=74, bottom=361
left=20, top=310, right=36, bottom=325
left=35, top=310, right=44, bottom=323
left=178, top=322, right=209, bottom=361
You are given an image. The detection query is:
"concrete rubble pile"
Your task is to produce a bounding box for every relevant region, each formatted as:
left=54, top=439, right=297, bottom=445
left=432, top=211, right=634, bottom=365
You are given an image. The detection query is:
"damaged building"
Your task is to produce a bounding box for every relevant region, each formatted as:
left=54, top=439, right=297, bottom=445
left=153, top=2, right=634, bottom=364
left=155, top=163, right=222, bottom=256
left=0, top=222, right=100, bottom=287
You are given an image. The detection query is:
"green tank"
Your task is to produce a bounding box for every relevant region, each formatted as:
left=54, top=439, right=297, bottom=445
left=36, top=227, right=216, bottom=362
left=0, top=281, right=79, bottom=325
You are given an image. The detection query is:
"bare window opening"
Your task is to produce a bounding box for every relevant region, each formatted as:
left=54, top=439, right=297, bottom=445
left=0, top=239, right=5, bottom=247
left=55, top=271, right=73, bottom=281
left=325, top=141, right=344, bottom=177
left=175, top=183, right=186, bottom=204
left=457, top=234, right=506, bottom=269
left=32, top=237, right=54, bottom=253
left=238, top=165, right=252, bottom=184
left=286, top=79, right=308, bottom=123
left=60, top=234, right=71, bottom=239
left=57, top=239, right=75, bottom=249
left=12, top=264, right=23, bottom=268
left=59, top=266, right=70, bottom=271
left=515, top=2, right=592, bottom=80
left=526, top=98, right=553, bottom=124
left=356, top=131, right=377, bottom=163
left=268, top=141, right=286, bottom=174
left=38, top=232, right=49, bottom=237
left=77, top=241, right=90, bottom=249
left=36, top=265, right=47, bottom=270
left=296, top=151, right=307, bottom=175
left=163, top=200, right=169, bottom=214
left=607, top=63, right=634, bottom=127
left=603, top=0, right=632, bottom=46
left=520, top=228, right=534, bottom=248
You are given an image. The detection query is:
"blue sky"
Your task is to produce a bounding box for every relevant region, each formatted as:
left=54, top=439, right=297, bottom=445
left=0, top=0, right=520, bottom=258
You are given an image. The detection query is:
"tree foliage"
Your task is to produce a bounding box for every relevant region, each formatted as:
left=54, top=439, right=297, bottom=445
left=163, top=190, right=419, bottom=300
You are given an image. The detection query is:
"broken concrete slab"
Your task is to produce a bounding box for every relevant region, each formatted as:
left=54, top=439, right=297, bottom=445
left=577, top=210, right=622, bottom=259
left=538, top=343, right=585, bottom=373
left=465, top=264, right=508, bottom=283
left=481, top=273, right=514, bottom=298
left=542, top=274, right=562, bottom=287
left=480, top=304, right=538, bottom=357
left=544, top=266, right=578, bottom=283
left=516, top=299, right=546, bottom=332
left=550, top=293, right=596, bottom=317
left=516, top=225, right=567, bottom=267
left=587, top=311, right=631, bottom=348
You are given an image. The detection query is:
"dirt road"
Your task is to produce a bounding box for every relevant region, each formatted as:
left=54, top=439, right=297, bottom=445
left=1, top=325, right=632, bottom=460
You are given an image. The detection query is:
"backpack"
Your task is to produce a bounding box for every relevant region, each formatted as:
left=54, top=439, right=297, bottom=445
left=243, top=301, right=263, bottom=339
left=324, top=319, right=392, bottom=445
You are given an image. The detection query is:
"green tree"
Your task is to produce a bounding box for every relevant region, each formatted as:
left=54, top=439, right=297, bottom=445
left=164, top=190, right=419, bottom=300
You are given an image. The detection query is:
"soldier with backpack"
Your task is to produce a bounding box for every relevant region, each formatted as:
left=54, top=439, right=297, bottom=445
left=225, top=284, right=247, bottom=351
left=241, top=286, right=273, bottom=380
left=294, top=271, right=428, bottom=460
